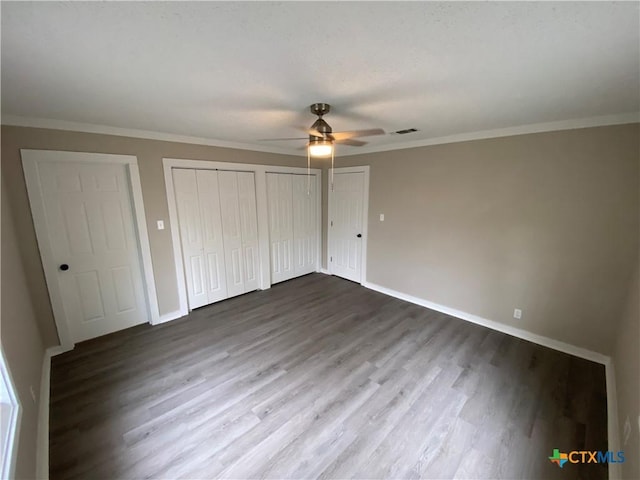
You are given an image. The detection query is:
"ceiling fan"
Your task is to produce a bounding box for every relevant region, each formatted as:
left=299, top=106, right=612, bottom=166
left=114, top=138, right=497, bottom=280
left=263, top=103, right=385, bottom=158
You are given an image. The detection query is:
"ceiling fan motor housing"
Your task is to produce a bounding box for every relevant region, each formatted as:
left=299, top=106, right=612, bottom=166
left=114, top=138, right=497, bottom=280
left=310, top=118, right=333, bottom=137
left=310, top=103, right=333, bottom=139
left=310, top=103, right=330, bottom=116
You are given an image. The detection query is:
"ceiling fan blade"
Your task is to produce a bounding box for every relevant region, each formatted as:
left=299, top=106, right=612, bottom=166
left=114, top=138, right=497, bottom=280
left=330, top=128, right=385, bottom=140
left=308, top=128, right=328, bottom=138
left=258, top=137, right=308, bottom=141
left=336, top=138, right=367, bottom=147
left=295, top=126, right=328, bottom=138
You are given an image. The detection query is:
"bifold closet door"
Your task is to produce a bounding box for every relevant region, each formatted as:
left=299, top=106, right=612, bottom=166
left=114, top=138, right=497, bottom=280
left=173, top=169, right=227, bottom=309
left=218, top=170, right=260, bottom=298
left=292, top=175, right=317, bottom=276
left=196, top=170, right=228, bottom=302
left=266, top=173, right=294, bottom=283
left=267, top=173, right=317, bottom=284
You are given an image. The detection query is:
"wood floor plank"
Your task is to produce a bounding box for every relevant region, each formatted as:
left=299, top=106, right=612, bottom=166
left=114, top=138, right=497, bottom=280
left=50, top=273, right=608, bottom=480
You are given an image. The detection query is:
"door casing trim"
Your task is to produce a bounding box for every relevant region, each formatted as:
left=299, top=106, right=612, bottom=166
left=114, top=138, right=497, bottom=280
left=21, top=150, right=160, bottom=350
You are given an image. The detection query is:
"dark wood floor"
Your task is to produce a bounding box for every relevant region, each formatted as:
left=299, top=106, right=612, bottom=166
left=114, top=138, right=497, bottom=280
left=50, top=273, right=608, bottom=480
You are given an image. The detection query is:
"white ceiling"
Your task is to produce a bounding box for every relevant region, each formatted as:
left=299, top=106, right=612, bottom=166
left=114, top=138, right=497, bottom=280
left=2, top=1, right=639, bottom=156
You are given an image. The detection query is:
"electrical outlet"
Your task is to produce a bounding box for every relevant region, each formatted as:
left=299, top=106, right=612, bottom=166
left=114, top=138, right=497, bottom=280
left=623, top=416, right=631, bottom=445
left=513, top=308, right=522, bottom=319
left=30, top=385, right=37, bottom=403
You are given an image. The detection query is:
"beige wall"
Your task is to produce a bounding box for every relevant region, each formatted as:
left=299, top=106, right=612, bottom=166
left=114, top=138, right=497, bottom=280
left=2, top=123, right=637, bottom=356
left=1, top=176, right=47, bottom=480
left=1, top=125, right=317, bottom=347
left=612, top=239, right=639, bottom=479
left=337, top=124, right=639, bottom=354
left=0, top=122, right=637, bottom=476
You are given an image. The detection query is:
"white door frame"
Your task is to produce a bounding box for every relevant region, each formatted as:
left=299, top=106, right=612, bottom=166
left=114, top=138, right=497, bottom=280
left=0, top=349, right=21, bottom=480
left=163, top=158, right=322, bottom=320
left=21, top=150, right=160, bottom=351
left=328, top=166, right=370, bottom=285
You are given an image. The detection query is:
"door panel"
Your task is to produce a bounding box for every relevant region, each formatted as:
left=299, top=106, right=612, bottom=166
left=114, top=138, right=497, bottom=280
left=206, top=253, right=222, bottom=291
left=196, top=170, right=228, bottom=303
left=190, top=255, right=206, bottom=296
left=60, top=200, right=94, bottom=255
left=101, top=201, right=128, bottom=251
left=330, top=172, right=364, bottom=282
left=292, top=174, right=317, bottom=276
left=34, top=161, right=149, bottom=342
left=237, top=172, right=260, bottom=291
left=110, top=266, right=137, bottom=313
left=218, top=171, right=246, bottom=298
left=266, top=173, right=294, bottom=283
left=173, top=169, right=209, bottom=309
left=74, top=271, right=104, bottom=321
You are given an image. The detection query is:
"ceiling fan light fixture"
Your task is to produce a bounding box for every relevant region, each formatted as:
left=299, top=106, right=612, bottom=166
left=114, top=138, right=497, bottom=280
left=308, top=138, right=334, bottom=158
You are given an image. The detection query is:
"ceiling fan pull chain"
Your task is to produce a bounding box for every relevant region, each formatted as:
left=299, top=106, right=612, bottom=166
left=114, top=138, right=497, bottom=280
left=307, top=148, right=311, bottom=195
left=331, top=147, right=335, bottom=191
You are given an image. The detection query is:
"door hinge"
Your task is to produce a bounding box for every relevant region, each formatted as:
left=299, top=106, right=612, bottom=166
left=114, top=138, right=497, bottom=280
left=330, top=220, right=333, bottom=227
left=330, top=256, right=333, bottom=262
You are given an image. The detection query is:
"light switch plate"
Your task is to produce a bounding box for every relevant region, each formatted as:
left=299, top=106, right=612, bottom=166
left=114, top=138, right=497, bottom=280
left=380, top=214, right=385, bottom=222
left=157, top=220, right=165, bottom=230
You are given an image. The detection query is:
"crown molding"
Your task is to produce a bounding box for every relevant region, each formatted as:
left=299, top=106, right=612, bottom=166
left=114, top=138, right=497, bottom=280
left=2, top=112, right=638, bottom=158
left=339, top=111, right=640, bottom=156
left=0, top=115, right=300, bottom=157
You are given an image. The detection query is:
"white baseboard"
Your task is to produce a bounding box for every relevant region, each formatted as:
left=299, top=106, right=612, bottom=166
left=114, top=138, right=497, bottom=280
left=153, top=309, right=186, bottom=325
left=35, top=352, right=50, bottom=479
left=605, top=359, right=621, bottom=480
left=319, top=268, right=331, bottom=275
left=35, top=346, right=64, bottom=480
left=362, top=281, right=609, bottom=365
left=36, top=345, right=73, bottom=479
left=47, top=345, right=73, bottom=357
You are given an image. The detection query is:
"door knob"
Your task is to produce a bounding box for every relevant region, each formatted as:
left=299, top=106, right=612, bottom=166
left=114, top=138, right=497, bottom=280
left=357, top=234, right=362, bottom=238
left=59, top=264, right=69, bottom=271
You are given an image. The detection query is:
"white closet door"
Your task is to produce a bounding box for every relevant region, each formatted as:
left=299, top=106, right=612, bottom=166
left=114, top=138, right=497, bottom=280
left=237, top=172, right=260, bottom=292
left=196, top=170, right=228, bottom=303
left=218, top=171, right=260, bottom=297
left=292, top=175, right=317, bottom=276
left=267, top=173, right=294, bottom=284
left=173, top=169, right=209, bottom=309
left=218, top=171, right=245, bottom=297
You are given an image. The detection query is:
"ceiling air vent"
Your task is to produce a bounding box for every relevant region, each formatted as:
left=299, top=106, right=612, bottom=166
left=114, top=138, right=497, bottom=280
left=393, top=128, right=418, bottom=135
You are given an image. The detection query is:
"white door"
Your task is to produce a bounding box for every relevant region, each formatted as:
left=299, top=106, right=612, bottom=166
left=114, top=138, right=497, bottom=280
left=198, top=170, right=229, bottom=303
left=330, top=171, right=366, bottom=283
left=25, top=159, right=149, bottom=342
left=237, top=171, right=260, bottom=292
left=218, top=170, right=260, bottom=298
left=267, top=173, right=294, bottom=283
left=267, top=173, right=317, bottom=284
left=173, top=169, right=227, bottom=309
left=292, top=174, right=317, bottom=277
